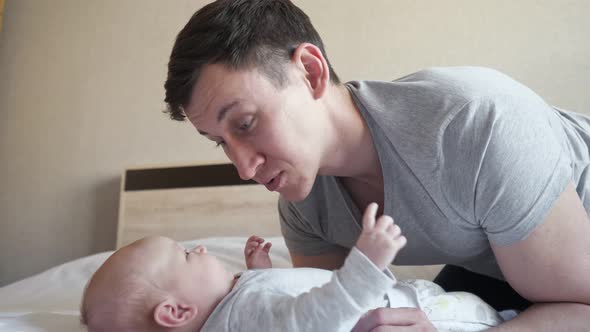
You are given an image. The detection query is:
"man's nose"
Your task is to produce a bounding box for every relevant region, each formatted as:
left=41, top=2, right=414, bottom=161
left=227, top=141, right=263, bottom=181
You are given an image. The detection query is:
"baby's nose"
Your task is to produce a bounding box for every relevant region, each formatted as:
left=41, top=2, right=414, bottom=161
left=191, top=244, right=207, bottom=254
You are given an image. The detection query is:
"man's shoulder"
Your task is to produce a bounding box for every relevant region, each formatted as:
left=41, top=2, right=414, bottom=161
left=346, top=66, right=541, bottom=146
left=404, top=66, right=507, bottom=82
left=349, top=66, right=526, bottom=103
left=397, top=66, right=514, bottom=89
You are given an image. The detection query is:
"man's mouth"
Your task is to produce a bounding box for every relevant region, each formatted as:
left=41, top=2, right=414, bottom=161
left=264, top=171, right=284, bottom=192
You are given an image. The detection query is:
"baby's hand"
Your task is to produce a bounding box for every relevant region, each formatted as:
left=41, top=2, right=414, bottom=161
left=244, top=235, right=273, bottom=269
left=355, top=203, right=407, bottom=270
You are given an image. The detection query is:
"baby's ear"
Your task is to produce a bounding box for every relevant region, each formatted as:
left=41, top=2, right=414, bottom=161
left=153, top=298, right=198, bottom=328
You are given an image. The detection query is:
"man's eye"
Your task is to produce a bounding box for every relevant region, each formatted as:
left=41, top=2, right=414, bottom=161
left=240, top=121, right=251, bottom=130
left=239, top=116, right=254, bottom=131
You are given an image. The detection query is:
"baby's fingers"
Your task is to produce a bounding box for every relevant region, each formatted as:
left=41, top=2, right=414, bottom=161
left=386, top=222, right=402, bottom=237
left=245, top=244, right=257, bottom=256
left=245, top=238, right=263, bottom=256
left=262, top=242, right=272, bottom=253
left=247, top=235, right=265, bottom=244
left=375, top=215, right=394, bottom=232
left=362, top=203, right=379, bottom=230
left=246, top=242, right=260, bottom=254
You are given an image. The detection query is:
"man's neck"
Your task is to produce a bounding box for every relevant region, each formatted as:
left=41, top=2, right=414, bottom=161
left=318, top=83, right=382, bottom=185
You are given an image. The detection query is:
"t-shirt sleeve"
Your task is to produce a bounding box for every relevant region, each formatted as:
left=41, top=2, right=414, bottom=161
left=278, top=197, right=344, bottom=255
left=441, top=94, right=572, bottom=246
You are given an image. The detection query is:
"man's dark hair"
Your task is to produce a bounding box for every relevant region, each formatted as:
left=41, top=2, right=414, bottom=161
left=164, top=0, right=340, bottom=121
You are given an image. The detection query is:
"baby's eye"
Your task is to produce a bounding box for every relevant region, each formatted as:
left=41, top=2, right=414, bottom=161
left=215, top=140, right=226, bottom=148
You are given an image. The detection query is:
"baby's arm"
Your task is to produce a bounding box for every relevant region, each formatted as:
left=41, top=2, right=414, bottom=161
left=355, top=202, right=406, bottom=271
left=244, top=235, right=273, bottom=269
left=232, top=203, right=407, bottom=331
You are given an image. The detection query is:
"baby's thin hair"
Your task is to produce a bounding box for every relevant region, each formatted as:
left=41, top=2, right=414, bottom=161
left=80, top=273, right=168, bottom=332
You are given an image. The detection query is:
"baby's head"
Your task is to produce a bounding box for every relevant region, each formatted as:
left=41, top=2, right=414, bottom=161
left=81, top=236, right=234, bottom=332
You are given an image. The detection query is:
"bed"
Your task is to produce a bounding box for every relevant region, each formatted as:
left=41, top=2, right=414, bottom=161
left=0, top=163, right=442, bottom=332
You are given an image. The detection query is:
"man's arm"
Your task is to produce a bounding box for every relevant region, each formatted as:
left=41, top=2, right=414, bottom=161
left=489, top=182, right=590, bottom=331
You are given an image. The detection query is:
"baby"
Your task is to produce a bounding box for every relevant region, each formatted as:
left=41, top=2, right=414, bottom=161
left=81, top=203, right=504, bottom=332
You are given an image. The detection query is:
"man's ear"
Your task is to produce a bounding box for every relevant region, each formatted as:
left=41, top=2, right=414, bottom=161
left=153, top=298, right=198, bottom=328
left=291, top=42, right=330, bottom=99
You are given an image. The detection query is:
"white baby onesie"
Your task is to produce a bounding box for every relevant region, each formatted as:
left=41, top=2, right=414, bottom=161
left=201, top=248, right=503, bottom=332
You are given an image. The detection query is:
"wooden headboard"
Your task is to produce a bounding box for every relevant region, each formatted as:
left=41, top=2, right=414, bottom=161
left=116, top=163, right=281, bottom=248
left=116, top=162, right=444, bottom=280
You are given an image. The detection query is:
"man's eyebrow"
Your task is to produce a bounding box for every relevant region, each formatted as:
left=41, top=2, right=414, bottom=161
left=197, top=100, right=241, bottom=136
left=217, top=100, right=240, bottom=122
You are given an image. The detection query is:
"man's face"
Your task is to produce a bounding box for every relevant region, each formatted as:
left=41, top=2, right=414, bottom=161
left=184, top=63, right=324, bottom=201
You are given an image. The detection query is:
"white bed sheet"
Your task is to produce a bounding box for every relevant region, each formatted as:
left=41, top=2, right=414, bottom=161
left=0, top=236, right=442, bottom=331
left=0, top=237, right=292, bottom=332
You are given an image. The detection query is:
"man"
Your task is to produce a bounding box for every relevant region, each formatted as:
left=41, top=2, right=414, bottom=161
left=163, top=0, right=590, bottom=330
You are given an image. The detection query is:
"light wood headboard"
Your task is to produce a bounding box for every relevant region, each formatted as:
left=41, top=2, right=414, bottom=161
left=117, top=163, right=281, bottom=248
left=116, top=163, right=444, bottom=280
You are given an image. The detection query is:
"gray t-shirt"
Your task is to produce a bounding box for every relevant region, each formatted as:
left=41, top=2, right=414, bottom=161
left=279, top=66, right=590, bottom=280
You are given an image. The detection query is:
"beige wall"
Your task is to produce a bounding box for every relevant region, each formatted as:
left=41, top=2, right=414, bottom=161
left=0, top=0, right=589, bottom=286
left=0, top=1, right=4, bottom=33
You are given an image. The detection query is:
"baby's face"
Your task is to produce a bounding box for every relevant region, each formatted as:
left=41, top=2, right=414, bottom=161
left=83, top=236, right=233, bottom=330
left=133, top=236, right=233, bottom=301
